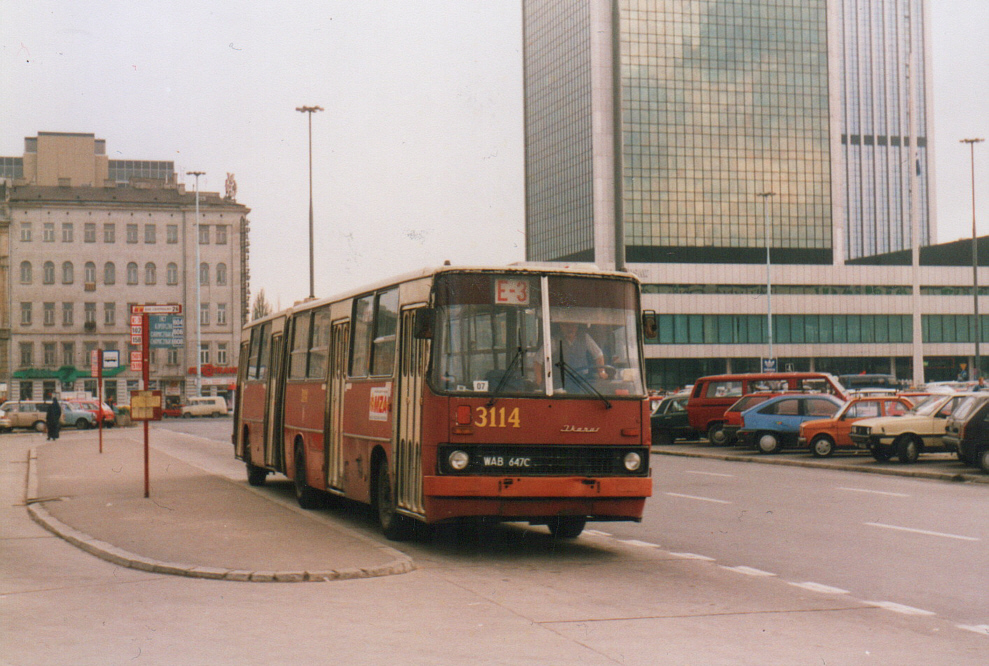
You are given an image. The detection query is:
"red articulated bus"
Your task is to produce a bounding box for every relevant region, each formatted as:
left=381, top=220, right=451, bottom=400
left=232, top=265, right=653, bottom=540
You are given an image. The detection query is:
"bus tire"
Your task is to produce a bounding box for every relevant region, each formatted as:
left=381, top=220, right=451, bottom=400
left=374, top=457, right=414, bottom=541
left=293, top=441, right=320, bottom=509
left=548, top=516, right=586, bottom=539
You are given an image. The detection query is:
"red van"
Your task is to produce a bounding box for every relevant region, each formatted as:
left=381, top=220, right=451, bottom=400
left=688, top=373, right=849, bottom=444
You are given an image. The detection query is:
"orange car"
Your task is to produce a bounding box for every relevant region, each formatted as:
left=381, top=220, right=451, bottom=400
left=798, top=396, right=914, bottom=457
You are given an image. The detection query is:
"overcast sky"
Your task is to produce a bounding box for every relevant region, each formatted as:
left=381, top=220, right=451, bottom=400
left=2, top=1, right=987, bottom=307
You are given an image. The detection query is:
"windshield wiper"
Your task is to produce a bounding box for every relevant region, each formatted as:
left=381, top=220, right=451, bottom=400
left=556, top=340, right=611, bottom=409
left=487, top=345, right=526, bottom=406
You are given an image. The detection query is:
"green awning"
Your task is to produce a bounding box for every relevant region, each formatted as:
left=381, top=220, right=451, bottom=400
left=13, top=365, right=130, bottom=382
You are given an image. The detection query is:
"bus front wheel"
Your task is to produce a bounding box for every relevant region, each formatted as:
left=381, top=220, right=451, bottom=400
left=548, top=516, right=586, bottom=539
left=374, top=457, right=414, bottom=541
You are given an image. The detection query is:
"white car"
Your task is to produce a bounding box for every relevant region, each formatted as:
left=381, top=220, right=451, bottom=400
left=180, top=396, right=229, bottom=418
left=849, top=393, right=976, bottom=463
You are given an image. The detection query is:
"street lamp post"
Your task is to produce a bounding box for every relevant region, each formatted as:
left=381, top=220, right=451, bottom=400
left=296, top=105, right=324, bottom=300
left=187, top=171, right=204, bottom=397
left=758, top=192, right=776, bottom=368
left=961, top=138, right=984, bottom=382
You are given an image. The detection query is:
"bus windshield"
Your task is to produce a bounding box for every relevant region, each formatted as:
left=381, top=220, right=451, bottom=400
left=431, top=272, right=645, bottom=398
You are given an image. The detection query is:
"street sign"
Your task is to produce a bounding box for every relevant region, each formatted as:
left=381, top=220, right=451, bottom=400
left=130, top=351, right=143, bottom=372
left=762, top=358, right=778, bottom=373
left=149, top=314, right=184, bottom=349
left=103, top=350, right=120, bottom=369
left=130, top=390, right=163, bottom=421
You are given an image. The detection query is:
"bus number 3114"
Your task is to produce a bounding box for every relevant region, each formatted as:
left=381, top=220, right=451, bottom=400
left=474, top=406, right=521, bottom=429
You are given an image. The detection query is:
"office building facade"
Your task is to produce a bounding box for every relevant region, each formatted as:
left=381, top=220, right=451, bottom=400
left=523, top=1, right=985, bottom=388
left=1, top=132, right=251, bottom=407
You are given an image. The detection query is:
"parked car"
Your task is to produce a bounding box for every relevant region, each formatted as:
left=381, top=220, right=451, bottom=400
left=61, top=403, right=97, bottom=430
left=839, top=373, right=899, bottom=392
left=737, top=394, right=844, bottom=454
left=67, top=400, right=115, bottom=428
left=721, top=392, right=792, bottom=445
left=687, top=372, right=848, bottom=445
left=0, top=400, right=51, bottom=431
left=797, top=396, right=914, bottom=458
left=849, top=392, right=978, bottom=463
left=180, top=396, right=229, bottom=418
left=650, top=392, right=693, bottom=444
left=943, top=394, right=989, bottom=473
left=0, top=408, right=12, bottom=432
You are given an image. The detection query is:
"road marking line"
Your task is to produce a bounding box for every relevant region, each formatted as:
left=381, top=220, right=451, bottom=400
left=865, top=522, right=980, bottom=542
left=866, top=601, right=936, bottom=616
left=665, top=492, right=732, bottom=505
left=685, top=470, right=735, bottom=478
left=837, top=487, right=910, bottom=498
left=721, top=565, right=776, bottom=577
left=582, top=529, right=612, bottom=538
left=789, top=582, right=850, bottom=595
left=619, top=539, right=660, bottom=548
left=668, top=552, right=716, bottom=561
left=957, top=624, right=989, bottom=637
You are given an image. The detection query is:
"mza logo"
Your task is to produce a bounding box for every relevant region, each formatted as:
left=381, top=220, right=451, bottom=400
left=369, top=386, right=391, bottom=422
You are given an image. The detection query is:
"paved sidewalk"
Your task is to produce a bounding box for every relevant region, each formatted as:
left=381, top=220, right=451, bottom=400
left=26, top=432, right=414, bottom=582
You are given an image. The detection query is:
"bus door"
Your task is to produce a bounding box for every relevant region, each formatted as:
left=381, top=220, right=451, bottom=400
left=265, top=331, right=287, bottom=469
left=394, top=307, right=427, bottom=516
left=325, top=320, right=348, bottom=491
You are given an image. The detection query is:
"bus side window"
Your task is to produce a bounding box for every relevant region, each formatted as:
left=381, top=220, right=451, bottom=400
left=289, top=312, right=312, bottom=380
left=257, top=322, right=271, bottom=381
left=370, top=289, right=399, bottom=376
left=350, top=295, right=375, bottom=377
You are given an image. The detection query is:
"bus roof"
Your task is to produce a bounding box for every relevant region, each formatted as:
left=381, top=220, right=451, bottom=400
left=243, top=263, right=642, bottom=330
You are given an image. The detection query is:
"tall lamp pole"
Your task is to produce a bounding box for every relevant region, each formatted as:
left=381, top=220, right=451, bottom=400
left=187, top=171, right=204, bottom=397
left=296, top=105, right=323, bottom=299
left=961, top=138, right=984, bottom=382
left=758, top=192, right=776, bottom=368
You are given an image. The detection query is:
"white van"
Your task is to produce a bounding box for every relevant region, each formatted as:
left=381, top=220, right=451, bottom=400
left=180, top=396, right=229, bottom=418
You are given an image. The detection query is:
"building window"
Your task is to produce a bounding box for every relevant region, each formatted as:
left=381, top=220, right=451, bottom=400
left=216, top=263, right=227, bottom=286
left=84, top=222, right=96, bottom=242
left=104, top=223, right=115, bottom=243
left=217, top=342, right=228, bottom=366
left=166, top=263, right=178, bottom=285
left=62, top=222, right=74, bottom=242
left=20, top=222, right=32, bottom=242
left=199, top=263, right=209, bottom=286
left=20, top=302, right=32, bottom=326
left=199, top=225, right=210, bottom=244
left=62, top=303, right=74, bottom=326
left=145, top=262, right=157, bottom=285
left=104, top=262, right=116, bottom=285
left=43, top=261, right=55, bottom=284
left=216, top=225, right=228, bottom=245
left=85, top=261, right=97, bottom=283
left=127, top=262, right=138, bottom=285
left=43, top=222, right=55, bottom=242
left=145, top=224, right=156, bottom=244
left=85, top=302, right=97, bottom=325
left=62, top=261, right=74, bottom=284
left=200, top=343, right=210, bottom=365
left=216, top=303, right=227, bottom=325
left=127, top=223, right=138, bottom=243
left=19, top=342, right=33, bottom=367
left=200, top=302, right=210, bottom=326
left=44, top=302, right=55, bottom=326
left=167, top=348, right=180, bottom=365
left=63, top=343, right=75, bottom=366
left=44, top=343, right=57, bottom=366
left=19, top=261, right=31, bottom=284
left=167, top=224, right=178, bottom=244
left=104, top=303, right=116, bottom=326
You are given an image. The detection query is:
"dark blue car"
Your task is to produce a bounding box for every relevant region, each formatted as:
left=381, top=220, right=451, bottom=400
left=737, top=394, right=844, bottom=454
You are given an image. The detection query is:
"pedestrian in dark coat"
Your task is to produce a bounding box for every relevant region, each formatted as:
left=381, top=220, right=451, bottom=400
left=45, top=397, right=62, bottom=441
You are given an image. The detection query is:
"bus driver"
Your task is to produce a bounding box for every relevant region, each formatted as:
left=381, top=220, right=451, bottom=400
left=536, top=322, right=608, bottom=388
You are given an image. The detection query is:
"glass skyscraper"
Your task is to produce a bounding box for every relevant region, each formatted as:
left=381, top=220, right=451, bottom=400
left=523, top=0, right=934, bottom=266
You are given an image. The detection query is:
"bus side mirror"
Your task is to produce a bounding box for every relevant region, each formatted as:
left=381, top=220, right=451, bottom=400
left=413, top=308, right=434, bottom=339
left=642, top=311, right=658, bottom=341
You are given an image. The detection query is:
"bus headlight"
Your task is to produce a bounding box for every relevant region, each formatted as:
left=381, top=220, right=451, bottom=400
left=623, top=451, right=642, bottom=471
left=448, top=450, right=470, bottom=471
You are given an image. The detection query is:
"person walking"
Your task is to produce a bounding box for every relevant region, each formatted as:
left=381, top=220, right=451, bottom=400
left=45, top=396, right=62, bottom=441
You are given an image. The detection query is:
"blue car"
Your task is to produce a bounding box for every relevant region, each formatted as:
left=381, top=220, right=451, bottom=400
left=737, top=394, right=844, bottom=454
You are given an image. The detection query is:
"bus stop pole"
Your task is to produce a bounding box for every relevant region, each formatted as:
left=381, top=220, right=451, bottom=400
left=97, top=349, right=104, bottom=454
left=142, top=312, right=151, bottom=498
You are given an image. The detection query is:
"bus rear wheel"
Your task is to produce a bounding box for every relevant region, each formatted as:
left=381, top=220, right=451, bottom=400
left=548, top=516, right=586, bottom=539
left=374, top=457, right=414, bottom=541
left=293, top=442, right=320, bottom=509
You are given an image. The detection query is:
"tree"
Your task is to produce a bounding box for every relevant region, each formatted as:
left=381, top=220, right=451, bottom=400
left=252, top=288, right=272, bottom=320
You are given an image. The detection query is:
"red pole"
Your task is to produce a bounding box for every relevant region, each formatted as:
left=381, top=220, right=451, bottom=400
left=143, top=312, right=151, bottom=498
left=97, top=349, right=104, bottom=454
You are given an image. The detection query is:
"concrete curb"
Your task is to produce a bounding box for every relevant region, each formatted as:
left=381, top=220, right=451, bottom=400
left=652, top=446, right=989, bottom=484
left=25, top=448, right=416, bottom=582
